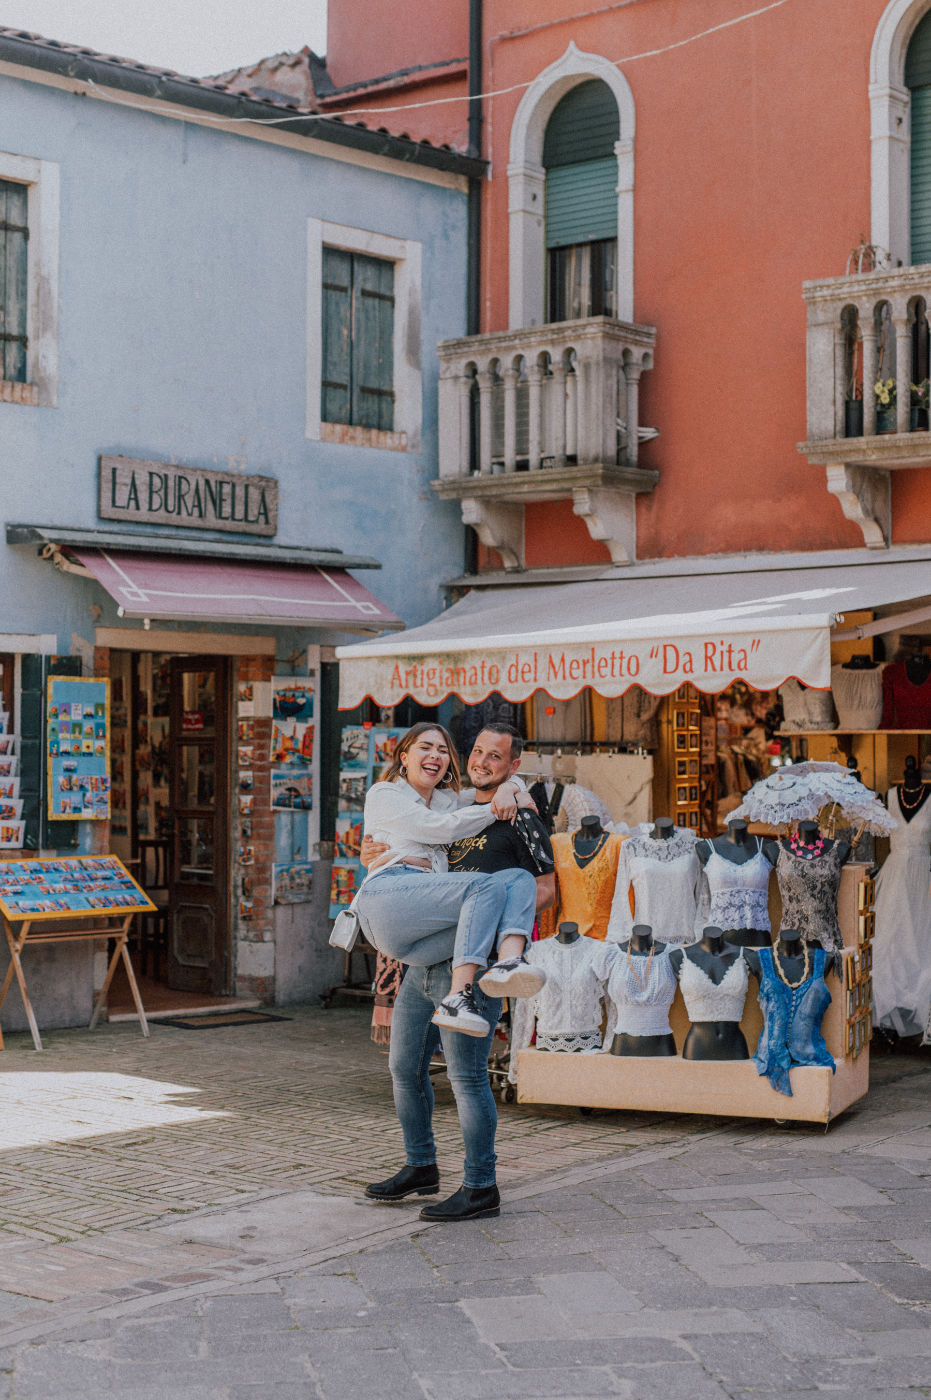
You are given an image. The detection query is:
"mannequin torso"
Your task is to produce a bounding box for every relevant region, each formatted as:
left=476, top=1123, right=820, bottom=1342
left=609, top=924, right=677, bottom=1057
left=697, top=820, right=777, bottom=949
left=670, top=927, right=750, bottom=1060
left=896, top=755, right=931, bottom=823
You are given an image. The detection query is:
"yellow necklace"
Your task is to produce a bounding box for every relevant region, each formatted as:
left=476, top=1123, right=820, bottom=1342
left=626, top=941, right=656, bottom=990
left=771, top=940, right=811, bottom=989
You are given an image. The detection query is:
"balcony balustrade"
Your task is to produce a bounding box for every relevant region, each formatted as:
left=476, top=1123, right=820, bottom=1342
left=433, top=316, right=657, bottom=568
left=799, top=265, right=931, bottom=547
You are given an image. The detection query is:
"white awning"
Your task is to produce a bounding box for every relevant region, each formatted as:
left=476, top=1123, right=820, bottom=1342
left=336, top=554, right=931, bottom=708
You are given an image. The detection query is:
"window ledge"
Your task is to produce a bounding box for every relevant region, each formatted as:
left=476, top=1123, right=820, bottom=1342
left=321, top=421, right=408, bottom=452
left=0, top=381, right=38, bottom=406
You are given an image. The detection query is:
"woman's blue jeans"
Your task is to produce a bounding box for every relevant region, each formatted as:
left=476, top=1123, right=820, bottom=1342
left=388, top=960, right=501, bottom=1188
left=355, top=865, right=536, bottom=970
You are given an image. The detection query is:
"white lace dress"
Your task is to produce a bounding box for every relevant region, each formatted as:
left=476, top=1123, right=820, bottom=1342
left=830, top=664, right=884, bottom=731
left=872, top=787, right=931, bottom=1041
left=603, top=944, right=678, bottom=1042
left=508, top=937, right=618, bottom=1082
left=606, top=828, right=701, bottom=944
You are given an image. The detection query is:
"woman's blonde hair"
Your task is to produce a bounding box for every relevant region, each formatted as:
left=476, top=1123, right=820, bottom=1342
left=380, top=722, right=461, bottom=791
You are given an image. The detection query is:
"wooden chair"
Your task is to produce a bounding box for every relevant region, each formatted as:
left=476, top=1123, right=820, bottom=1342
left=136, top=838, right=170, bottom=979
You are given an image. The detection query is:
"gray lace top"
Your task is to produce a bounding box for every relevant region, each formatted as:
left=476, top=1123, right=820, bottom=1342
left=774, top=844, right=845, bottom=951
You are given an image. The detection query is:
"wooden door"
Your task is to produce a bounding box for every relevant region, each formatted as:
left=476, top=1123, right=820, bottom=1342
left=166, top=656, right=230, bottom=993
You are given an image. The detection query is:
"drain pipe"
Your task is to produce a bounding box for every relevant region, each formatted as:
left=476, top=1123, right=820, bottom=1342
left=467, top=0, right=482, bottom=336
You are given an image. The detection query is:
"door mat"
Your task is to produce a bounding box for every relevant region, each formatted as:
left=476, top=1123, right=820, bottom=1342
left=154, top=1010, right=293, bottom=1030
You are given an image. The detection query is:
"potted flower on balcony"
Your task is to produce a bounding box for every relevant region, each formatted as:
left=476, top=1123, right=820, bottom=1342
left=910, top=379, right=930, bottom=432
left=874, top=377, right=897, bottom=434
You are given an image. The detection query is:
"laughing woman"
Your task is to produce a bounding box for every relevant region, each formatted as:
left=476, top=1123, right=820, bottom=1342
left=354, top=722, right=545, bottom=1037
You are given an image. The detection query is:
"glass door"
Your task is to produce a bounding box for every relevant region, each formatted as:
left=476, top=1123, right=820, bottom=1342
left=167, top=656, right=230, bottom=993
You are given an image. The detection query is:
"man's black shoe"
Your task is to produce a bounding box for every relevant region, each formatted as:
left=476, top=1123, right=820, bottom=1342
left=365, top=1164, right=440, bottom=1202
left=419, top=1183, right=500, bottom=1221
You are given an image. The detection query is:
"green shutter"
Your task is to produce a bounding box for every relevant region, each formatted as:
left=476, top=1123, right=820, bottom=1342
left=0, top=178, right=28, bottom=384
left=543, top=80, right=619, bottom=167
left=908, top=14, right=931, bottom=265
left=322, top=246, right=352, bottom=424
left=352, top=252, right=395, bottom=431
left=545, top=157, right=619, bottom=249
left=543, top=81, right=620, bottom=252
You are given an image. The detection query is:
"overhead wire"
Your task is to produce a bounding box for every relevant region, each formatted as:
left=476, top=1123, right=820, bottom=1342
left=72, top=0, right=793, bottom=131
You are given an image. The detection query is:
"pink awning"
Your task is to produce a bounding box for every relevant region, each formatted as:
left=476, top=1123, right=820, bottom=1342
left=72, top=548, right=402, bottom=632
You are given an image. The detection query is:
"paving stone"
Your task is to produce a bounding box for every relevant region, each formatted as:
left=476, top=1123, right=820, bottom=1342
left=790, top=1282, right=928, bottom=1332
left=851, top=1261, right=931, bottom=1301
left=753, top=1304, right=874, bottom=1357
left=415, top=1368, right=621, bottom=1398
left=310, top=1348, right=425, bottom=1400
left=682, top=1332, right=814, bottom=1391
left=500, top=1336, right=690, bottom=1367
left=609, top=1361, right=733, bottom=1399
left=704, top=1209, right=809, bottom=1244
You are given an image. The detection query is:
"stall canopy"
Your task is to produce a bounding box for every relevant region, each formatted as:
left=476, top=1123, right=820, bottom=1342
left=71, top=548, right=403, bottom=632
left=336, top=555, right=931, bottom=707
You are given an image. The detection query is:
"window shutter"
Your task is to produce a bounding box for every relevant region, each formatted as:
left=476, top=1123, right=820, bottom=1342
left=352, top=253, right=395, bottom=431
left=322, top=246, right=352, bottom=425
left=543, top=81, right=620, bottom=252
left=0, top=178, right=28, bottom=384
left=545, top=158, right=620, bottom=250
left=908, top=14, right=931, bottom=265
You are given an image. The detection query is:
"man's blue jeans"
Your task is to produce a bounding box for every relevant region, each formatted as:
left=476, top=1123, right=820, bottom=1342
left=388, top=960, right=501, bottom=1189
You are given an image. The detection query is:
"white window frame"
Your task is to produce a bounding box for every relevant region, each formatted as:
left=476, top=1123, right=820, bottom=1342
left=869, top=0, right=931, bottom=266
left=306, top=219, right=422, bottom=451
left=507, top=43, right=636, bottom=329
left=0, top=149, right=59, bottom=407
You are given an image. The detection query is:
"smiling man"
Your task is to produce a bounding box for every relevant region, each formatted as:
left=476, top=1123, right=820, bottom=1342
left=364, top=722, right=555, bottom=1222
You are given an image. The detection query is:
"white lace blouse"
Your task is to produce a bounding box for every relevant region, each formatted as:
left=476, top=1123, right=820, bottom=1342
left=830, top=664, right=884, bottom=730
left=606, top=828, right=701, bottom=944
left=603, top=944, right=678, bottom=1040
left=678, top=953, right=749, bottom=1023
left=508, top=937, right=618, bottom=1082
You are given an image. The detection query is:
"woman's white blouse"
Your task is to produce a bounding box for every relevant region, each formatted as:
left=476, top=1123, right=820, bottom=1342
left=363, top=779, right=497, bottom=873
left=508, top=937, right=618, bottom=1081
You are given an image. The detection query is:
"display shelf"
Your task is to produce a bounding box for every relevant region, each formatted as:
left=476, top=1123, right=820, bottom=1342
left=779, top=729, right=931, bottom=736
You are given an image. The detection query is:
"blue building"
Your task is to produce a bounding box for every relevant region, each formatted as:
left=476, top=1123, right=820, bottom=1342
left=0, top=28, right=478, bottom=1033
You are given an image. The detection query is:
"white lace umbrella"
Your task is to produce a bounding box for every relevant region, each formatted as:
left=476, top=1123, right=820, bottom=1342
left=731, top=761, right=897, bottom=835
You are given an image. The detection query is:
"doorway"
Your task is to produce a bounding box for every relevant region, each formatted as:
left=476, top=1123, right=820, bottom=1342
left=109, top=650, right=232, bottom=1005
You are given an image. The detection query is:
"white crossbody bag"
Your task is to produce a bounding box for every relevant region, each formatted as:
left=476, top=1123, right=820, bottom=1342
left=328, top=854, right=408, bottom=951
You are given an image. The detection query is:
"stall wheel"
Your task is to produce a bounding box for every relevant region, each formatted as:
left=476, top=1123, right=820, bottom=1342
left=500, top=1083, right=516, bottom=1104
left=579, top=1106, right=594, bottom=1117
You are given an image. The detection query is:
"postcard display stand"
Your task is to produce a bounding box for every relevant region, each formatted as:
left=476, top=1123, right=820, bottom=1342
left=47, top=677, right=111, bottom=822
left=268, top=672, right=318, bottom=914
left=0, top=856, right=156, bottom=1051
left=517, top=865, right=873, bottom=1126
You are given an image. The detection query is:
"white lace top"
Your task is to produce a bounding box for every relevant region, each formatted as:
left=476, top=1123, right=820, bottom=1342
left=604, top=944, right=677, bottom=1040
left=606, top=828, right=700, bottom=944
left=508, top=937, right=618, bottom=1082
left=830, top=664, right=884, bottom=730
left=699, top=838, right=773, bottom=933
left=678, top=953, right=749, bottom=1023
left=778, top=679, right=836, bottom=732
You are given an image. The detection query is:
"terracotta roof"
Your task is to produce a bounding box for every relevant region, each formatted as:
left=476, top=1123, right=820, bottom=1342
left=0, top=26, right=485, bottom=176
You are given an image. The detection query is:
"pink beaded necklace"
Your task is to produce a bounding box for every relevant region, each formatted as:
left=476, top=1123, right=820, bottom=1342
left=789, top=831, right=825, bottom=860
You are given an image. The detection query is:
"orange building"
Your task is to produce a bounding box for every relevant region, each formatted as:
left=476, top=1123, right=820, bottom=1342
left=332, top=0, right=931, bottom=834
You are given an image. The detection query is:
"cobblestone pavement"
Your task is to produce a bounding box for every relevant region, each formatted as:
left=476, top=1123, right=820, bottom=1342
left=0, top=1007, right=929, bottom=1397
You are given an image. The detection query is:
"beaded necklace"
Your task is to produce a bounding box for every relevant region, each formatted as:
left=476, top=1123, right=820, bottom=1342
left=789, top=831, right=825, bottom=860
left=898, top=783, right=928, bottom=814
left=771, top=939, right=811, bottom=990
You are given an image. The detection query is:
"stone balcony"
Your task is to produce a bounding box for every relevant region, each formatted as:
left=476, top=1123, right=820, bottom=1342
left=799, top=265, right=931, bottom=548
left=434, top=316, right=658, bottom=568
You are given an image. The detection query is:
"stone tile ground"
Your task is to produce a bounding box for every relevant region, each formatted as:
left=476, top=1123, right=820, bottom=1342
left=0, top=1006, right=929, bottom=1397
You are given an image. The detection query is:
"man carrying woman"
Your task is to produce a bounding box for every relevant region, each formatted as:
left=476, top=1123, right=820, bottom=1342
left=360, top=722, right=555, bottom=1222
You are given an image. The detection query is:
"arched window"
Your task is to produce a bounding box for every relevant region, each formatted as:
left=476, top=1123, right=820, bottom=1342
left=907, top=11, right=931, bottom=262
left=543, top=80, right=620, bottom=321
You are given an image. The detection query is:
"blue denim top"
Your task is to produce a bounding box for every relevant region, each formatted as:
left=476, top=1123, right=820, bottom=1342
left=753, top=946, right=835, bottom=1097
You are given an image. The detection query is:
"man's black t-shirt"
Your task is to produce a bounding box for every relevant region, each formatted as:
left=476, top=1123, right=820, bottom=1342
left=447, top=808, right=554, bottom=876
